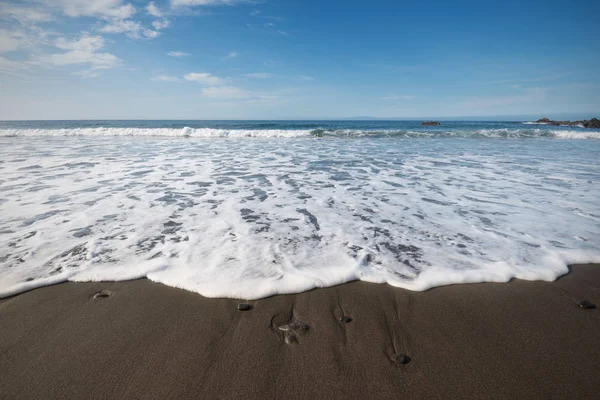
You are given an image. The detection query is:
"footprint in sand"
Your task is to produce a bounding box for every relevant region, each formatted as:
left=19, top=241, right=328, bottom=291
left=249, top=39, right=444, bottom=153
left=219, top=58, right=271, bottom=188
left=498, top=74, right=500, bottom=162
left=93, top=289, right=112, bottom=299
left=278, top=318, right=310, bottom=345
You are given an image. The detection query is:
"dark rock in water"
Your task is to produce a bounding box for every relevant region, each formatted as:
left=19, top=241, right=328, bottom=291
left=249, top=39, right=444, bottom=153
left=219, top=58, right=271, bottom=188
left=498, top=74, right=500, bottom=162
left=535, top=117, right=600, bottom=128
left=340, top=315, right=353, bottom=323
left=237, top=303, right=253, bottom=311
left=421, top=121, right=441, bottom=126
left=577, top=300, right=596, bottom=309
left=583, top=118, right=600, bottom=129
left=396, top=354, right=411, bottom=365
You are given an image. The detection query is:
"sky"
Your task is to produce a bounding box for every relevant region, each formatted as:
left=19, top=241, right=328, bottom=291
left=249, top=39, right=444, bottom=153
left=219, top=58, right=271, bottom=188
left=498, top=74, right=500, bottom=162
left=0, top=0, right=599, bottom=120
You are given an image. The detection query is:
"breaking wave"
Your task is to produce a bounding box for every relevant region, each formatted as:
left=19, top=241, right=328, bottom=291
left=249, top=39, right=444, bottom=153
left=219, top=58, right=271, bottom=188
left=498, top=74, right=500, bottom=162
left=1, top=127, right=600, bottom=139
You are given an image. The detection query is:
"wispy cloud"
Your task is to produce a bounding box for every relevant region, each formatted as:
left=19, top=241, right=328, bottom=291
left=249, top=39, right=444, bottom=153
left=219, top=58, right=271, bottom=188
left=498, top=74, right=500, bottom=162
left=201, top=86, right=249, bottom=99
left=247, top=22, right=289, bottom=36
left=0, top=26, right=54, bottom=54
left=171, top=0, right=249, bottom=7
left=0, top=3, right=53, bottom=23
left=184, top=72, right=229, bottom=85
left=381, top=94, right=415, bottom=101
left=484, top=73, right=572, bottom=86
left=296, top=75, right=314, bottom=81
left=72, top=69, right=100, bottom=79
left=250, top=9, right=284, bottom=21
left=153, top=69, right=280, bottom=102
left=50, top=0, right=137, bottom=20
left=152, top=75, right=182, bottom=82
left=100, top=19, right=160, bottom=39
left=37, top=34, right=121, bottom=71
left=167, top=51, right=190, bottom=57
left=28, top=1, right=168, bottom=41
left=0, top=56, right=31, bottom=76
left=224, top=51, right=238, bottom=60
left=245, top=72, right=272, bottom=79
left=0, top=29, right=25, bottom=53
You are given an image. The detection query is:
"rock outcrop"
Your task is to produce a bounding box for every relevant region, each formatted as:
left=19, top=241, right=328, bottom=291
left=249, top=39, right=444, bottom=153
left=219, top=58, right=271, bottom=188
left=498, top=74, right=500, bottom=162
left=583, top=118, right=600, bottom=128
left=421, top=121, right=440, bottom=126
left=535, top=117, right=600, bottom=128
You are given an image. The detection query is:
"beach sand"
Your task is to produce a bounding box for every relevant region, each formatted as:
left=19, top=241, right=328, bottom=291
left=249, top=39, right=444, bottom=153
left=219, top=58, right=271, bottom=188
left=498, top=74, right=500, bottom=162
left=1, top=264, right=599, bottom=399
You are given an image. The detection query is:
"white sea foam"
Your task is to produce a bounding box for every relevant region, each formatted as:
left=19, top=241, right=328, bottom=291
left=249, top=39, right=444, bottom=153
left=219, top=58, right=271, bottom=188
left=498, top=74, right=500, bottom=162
left=1, top=127, right=600, bottom=139
left=0, top=127, right=314, bottom=138
left=522, top=122, right=586, bottom=128
left=1, top=136, right=599, bottom=299
left=551, top=130, right=600, bottom=139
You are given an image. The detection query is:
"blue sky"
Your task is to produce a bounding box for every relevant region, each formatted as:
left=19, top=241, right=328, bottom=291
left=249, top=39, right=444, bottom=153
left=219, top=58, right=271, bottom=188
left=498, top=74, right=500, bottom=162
left=0, top=0, right=599, bottom=120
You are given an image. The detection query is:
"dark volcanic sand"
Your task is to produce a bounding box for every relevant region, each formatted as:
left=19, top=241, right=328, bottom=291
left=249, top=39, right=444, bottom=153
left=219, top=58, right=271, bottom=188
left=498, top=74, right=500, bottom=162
left=1, top=264, right=599, bottom=400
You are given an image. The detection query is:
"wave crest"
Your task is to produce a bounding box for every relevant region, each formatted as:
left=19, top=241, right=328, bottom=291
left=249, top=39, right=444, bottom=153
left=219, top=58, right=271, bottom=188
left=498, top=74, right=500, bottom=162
left=1, top=127, right=599, bottom=139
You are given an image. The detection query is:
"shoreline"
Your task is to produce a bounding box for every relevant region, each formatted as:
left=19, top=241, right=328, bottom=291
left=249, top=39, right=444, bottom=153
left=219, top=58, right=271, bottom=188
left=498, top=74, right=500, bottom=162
left=1, top=264, right=599, bottom=399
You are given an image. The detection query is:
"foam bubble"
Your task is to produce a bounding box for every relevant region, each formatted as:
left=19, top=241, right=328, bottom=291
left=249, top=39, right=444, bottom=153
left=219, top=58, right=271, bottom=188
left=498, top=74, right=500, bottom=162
left=0, top=136, right=599, bottom=299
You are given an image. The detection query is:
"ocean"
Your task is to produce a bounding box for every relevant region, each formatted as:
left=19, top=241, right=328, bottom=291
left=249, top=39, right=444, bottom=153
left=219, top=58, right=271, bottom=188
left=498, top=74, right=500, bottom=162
left=1, top=120, right=599, bottom=299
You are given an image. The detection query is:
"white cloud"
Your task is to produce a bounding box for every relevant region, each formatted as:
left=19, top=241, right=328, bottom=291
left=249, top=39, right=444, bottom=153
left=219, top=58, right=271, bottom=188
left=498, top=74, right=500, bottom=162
left=41, top=50, right=120, bottom=68
left=40, top=34, right=121, bottom=69
left=152, top=75, right=182, bottom=82
left=296, top=75, right=314, bottom=81
left=55, top=35, right=104, bottom=52
left=27, top=2, right=166, bottom=40
left=0, top=30, right=23, bottom=53
left=143, top=29, right=161, bottom=38
left=184, top=72, right=228, bottom=85
left=152, top=20, right=170, bottom=29
left=73, top=69, right=100, bottom=79
left=171, top=0, right=247, bottom=6
left=100, top=20, right=159, bottom=39
left=100, top=19, right=141, bottom=34
left=245, top=72, right=272, bottom=79
left=201, top=86, right=248, bottom=99
left=0, top=27, right=52, bottom=53
left=146, top=2, right=163, bottom=17
left=0, top=56, right=30, bottom=75
left=167, top=51, right=190, bottom=57
left=48, top=0, right=137, bottom=20
left=381, top=94, right=415, bottom=101
left=0, top=3, right=53, bottom=23
left=224, top=51, right=238, bottom=60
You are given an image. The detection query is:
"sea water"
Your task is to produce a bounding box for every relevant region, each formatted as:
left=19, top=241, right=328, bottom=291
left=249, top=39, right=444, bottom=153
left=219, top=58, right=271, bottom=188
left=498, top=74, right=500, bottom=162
left=1, top=120, right=599, bottom=299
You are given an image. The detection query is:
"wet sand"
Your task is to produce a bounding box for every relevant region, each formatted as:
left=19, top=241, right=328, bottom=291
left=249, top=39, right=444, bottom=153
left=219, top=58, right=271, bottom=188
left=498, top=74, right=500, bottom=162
left=1, top=264, right=599, bottom=400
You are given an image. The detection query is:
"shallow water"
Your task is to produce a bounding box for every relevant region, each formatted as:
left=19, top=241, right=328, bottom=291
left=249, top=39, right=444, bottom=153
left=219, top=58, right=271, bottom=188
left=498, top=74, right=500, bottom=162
left=1, top=122, right=599, bottom=299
